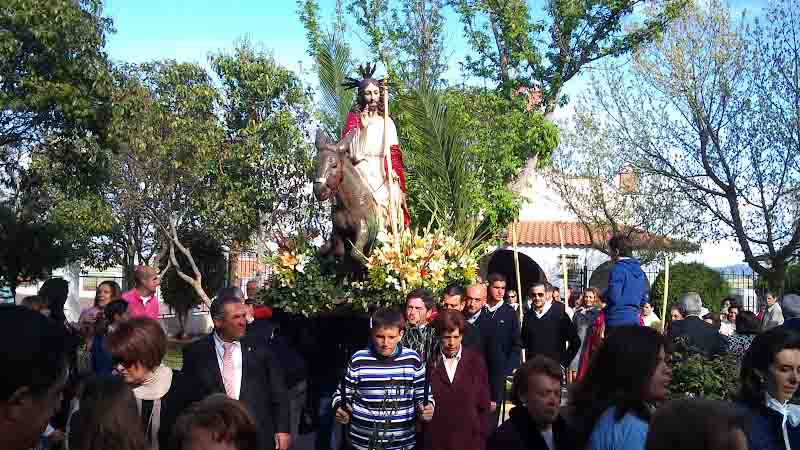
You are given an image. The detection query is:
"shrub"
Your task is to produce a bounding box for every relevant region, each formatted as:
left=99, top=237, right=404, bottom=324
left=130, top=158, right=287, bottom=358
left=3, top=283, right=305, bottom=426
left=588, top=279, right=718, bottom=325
left=650, top=262, right=730, bottom=317
left=668, top=351, right=740, bottom=400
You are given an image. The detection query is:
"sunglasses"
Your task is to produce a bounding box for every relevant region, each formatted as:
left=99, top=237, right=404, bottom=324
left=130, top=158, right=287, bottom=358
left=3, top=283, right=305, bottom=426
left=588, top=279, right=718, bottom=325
left=530, top=292, right=547, bottom=297
left=508, top=295, right=517, bottom=299
left=112, top=357, right=136, bottom=368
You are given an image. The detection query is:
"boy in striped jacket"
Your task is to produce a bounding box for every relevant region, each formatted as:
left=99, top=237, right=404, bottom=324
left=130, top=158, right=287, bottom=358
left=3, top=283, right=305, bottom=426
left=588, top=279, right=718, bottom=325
left=333, top=308, right=435, bottom=450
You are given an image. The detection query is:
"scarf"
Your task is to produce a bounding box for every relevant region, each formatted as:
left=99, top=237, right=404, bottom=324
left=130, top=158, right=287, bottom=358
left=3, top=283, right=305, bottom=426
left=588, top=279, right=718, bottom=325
left=766, top=393, right=800, bottom=450
left=133, top=365, right=173, bottom=450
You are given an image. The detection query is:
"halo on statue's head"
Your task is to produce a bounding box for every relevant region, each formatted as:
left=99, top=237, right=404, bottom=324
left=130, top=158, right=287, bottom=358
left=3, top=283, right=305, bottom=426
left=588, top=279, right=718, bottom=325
left=342, top=63, right=384, bottom=94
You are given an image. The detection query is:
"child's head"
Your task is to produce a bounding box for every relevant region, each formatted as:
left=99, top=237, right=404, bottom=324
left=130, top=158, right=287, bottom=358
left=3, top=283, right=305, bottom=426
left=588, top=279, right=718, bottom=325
left=370, top=308, right=405, bottom=357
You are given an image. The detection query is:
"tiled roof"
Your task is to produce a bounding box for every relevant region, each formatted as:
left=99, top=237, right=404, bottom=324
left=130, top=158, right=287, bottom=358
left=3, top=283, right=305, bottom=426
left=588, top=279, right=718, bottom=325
left=506, top=221, right=607, bottom=247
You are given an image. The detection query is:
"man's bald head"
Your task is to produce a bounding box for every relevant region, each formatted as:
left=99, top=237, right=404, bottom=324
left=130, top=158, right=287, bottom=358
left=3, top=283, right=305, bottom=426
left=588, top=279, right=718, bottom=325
left=464, top=283, right=486, bottom=316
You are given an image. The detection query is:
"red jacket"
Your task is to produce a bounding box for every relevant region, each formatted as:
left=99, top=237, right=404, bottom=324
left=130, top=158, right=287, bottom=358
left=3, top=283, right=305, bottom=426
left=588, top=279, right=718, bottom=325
left=425, top=347, right=491, bottom=450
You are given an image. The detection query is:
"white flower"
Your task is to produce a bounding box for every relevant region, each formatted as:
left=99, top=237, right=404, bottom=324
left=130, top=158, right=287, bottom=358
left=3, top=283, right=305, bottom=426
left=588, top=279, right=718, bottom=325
left=311, top=235, right=325, bottom=248
left=486, top=244, right=498, bottom=254
left=302, top=182, right=314, bottom=196
left=376, top=231, right=391, bottom=243
left=266, top=241, right=279, bottom=253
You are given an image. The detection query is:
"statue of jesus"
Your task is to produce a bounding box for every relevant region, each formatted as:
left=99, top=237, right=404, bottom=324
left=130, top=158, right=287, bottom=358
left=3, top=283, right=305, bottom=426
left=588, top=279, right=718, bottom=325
left=342, top=64, right=410, bottom=230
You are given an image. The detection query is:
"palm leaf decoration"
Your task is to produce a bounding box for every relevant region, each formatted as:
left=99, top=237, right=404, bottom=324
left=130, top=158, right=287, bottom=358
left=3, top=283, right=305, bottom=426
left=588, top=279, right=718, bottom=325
left=315, top=30, right=355, bottom=139
left=401, top=86, right=491, bottom=254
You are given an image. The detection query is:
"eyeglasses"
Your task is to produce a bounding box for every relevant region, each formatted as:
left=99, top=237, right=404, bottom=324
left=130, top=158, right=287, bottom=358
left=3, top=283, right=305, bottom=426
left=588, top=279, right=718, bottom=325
left=531, top=292, right=547, bottom=297
left=508, top=295, right=517, bottom=299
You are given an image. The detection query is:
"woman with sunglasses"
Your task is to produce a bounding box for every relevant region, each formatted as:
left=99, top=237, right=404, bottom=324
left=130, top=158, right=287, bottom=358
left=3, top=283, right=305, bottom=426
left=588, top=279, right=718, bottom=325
left=106, top=317, right=184, bottom=450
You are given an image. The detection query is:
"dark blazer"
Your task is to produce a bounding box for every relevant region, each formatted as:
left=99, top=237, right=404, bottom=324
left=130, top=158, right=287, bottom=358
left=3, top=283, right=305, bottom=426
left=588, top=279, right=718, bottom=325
left=181, top=334, right=290, bottom=450
left=488, top=406, right=576, bottom=450
left=471, top=311, right=507, bottom=403
left=522, top=306, right=581, bottom=367
left=668, top=316, right=727, bottom=357
left=745, top=403, right=800, bottom=450
left=425, top=348, right=491, bottom=450
left=484, top=303, right=523, bottom=373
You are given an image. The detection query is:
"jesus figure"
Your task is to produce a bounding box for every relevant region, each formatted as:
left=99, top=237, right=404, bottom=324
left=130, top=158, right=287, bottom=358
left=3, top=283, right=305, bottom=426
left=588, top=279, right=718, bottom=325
left=342, top=64, right=410, bottom=230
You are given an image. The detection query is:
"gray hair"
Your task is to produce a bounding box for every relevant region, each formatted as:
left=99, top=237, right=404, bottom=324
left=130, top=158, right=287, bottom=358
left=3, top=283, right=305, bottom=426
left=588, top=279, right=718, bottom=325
left=678, top=292, right=703, bottom=317
left=210, top=294, right=244, bottom=321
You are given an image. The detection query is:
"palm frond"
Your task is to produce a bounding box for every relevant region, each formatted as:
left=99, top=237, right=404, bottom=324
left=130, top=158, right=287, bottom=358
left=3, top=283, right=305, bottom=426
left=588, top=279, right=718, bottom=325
left=316, top=30, right=355, bottom=138
left=401, top=86, right=489, bottom=253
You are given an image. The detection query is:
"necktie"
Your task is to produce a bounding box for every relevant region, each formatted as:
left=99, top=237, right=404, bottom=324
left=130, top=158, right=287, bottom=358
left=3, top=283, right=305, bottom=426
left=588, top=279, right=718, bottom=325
left=222, top=342, right=236, bottom=399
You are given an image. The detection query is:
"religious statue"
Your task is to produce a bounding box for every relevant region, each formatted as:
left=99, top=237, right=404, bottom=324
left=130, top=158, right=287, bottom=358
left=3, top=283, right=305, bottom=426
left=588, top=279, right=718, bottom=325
left=312, top=64, right=409, bottom=267
left=341, top=64, right=410, bottom=231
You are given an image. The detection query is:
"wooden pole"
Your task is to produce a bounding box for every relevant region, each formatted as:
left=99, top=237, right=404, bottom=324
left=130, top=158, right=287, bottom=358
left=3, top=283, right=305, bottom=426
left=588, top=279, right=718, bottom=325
left=559, top=227, right=568, bottom=300
left=661, top=254, right=670, bottom=333
left=382, top=77, right=400, bottom=238
left=512, top=221, right=525, bottom=363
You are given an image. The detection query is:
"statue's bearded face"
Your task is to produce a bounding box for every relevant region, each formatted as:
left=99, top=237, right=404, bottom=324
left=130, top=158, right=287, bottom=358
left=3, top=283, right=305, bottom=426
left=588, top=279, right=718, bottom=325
left=360, top=81, right=381, bottom=113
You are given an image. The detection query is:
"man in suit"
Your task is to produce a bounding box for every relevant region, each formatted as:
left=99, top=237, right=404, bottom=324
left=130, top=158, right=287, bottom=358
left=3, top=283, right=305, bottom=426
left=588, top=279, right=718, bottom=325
left=464, top=283, right=507, bottom=430
left=667, top=292, right=727, bottom=357
left=441, top=284, right=483, bottom=350
left=182, top=296, right=291, bottom=450
left=484, top=273, right=522, bottom=377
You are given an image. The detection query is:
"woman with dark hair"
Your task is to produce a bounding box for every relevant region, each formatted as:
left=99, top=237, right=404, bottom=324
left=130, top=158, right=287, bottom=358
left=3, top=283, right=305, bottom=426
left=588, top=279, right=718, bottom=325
left=738, top=327, right=800, bottom=450
left=568, top=326, right=672, bottom=450
left=727, top=311, right=761, bottom=357
left=68, top=375, right=149, bottom=450
left=646, top=398, right=749, bottom=450
left=91, top=299, right=129, bottom=375
left=79, top=280, right=122, bottom=325
left=106, top=317, right=183, bottom=450
left=425, top=309, right=490, bottom=450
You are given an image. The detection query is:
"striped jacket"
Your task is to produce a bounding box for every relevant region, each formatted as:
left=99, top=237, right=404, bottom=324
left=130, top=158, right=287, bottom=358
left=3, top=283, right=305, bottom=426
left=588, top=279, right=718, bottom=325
left=332, top=345, right=434, bottom=450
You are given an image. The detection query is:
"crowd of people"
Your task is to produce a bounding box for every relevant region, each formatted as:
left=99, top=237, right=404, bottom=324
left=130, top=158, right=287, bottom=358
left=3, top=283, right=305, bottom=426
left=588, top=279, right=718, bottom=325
left=3, top=236, right=800, bottom=450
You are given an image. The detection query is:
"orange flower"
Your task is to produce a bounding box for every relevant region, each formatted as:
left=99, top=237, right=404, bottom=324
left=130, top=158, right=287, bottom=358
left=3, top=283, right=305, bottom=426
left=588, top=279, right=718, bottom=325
left=280, top=252, right=298, bottom=268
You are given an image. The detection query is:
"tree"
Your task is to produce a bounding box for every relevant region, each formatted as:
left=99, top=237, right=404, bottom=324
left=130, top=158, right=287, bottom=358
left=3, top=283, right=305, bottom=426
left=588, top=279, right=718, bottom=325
left=160, top=229, right=226, bottom=338
left=209, top=40, right=324, bottom=244
left=584, top=0, right=800, bottom=291
left=650, top=262, right=730, bottom=316
left=0, top=0, right=114, bottom=292
left=450, top=0, right=688, bottom=115
left=549, top=112, right=697, bottom=264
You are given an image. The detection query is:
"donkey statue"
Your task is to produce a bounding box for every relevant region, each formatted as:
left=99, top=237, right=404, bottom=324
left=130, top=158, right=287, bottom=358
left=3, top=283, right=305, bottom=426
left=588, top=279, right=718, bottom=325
left=312, top=129, right=379, bottom=269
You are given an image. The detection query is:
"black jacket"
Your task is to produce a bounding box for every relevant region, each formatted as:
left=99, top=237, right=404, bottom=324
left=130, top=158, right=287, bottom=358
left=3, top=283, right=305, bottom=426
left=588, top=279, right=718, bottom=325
left=488, top=406, right=576, bottom=450
left=471, top=310, right=509, bottom=403
left=522, top=306, right=581, bottom=367
left=181, top=334, right=290, bottom=450
left=668, top=316, right=727, bottom=357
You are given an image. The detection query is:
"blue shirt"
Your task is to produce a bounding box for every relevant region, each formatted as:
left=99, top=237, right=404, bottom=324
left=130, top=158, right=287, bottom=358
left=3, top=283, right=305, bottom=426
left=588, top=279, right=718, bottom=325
left=586, top=407, right=649, bottom=450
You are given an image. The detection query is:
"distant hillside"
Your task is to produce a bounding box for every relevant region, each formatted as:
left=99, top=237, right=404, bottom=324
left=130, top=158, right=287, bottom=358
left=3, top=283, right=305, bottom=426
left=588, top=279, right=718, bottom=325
left=713, top=263, right=754, bottom=274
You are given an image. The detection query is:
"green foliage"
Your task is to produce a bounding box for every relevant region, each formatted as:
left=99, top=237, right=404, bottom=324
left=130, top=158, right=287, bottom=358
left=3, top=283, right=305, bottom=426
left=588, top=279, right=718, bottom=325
left=160, top=229, right=226, bottom=316
left=450, top=0, right=689, bottom=112
left=402, top=88, right=558, bottom=232
left=308, top=31, right=356, bottom=139
left=650, top=263, right=731, bottom=317
left=0, top=207, right=70, bottom=292
left=669, top=352, right=740, bottom=400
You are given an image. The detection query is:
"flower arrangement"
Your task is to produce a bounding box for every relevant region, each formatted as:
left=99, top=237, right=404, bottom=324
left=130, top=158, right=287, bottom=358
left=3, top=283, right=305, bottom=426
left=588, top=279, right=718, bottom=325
left=259, top=228, right=489, bottom=316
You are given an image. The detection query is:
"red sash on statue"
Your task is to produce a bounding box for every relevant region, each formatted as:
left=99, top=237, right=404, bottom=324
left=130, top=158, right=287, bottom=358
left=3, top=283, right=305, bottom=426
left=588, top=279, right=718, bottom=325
left=342, top=112, right=410, bottom=227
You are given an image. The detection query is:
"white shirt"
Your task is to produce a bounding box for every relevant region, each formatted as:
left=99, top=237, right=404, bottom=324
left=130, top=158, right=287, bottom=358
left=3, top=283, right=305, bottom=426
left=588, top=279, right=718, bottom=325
left=467, top=310, right=481, bottom=324
left=140, top=295, right=153, bottom=305
left=486, top=300, right=504, bottom=313
left=564, top=304, right=575, bottom=320
left=441, top=346, right=463, bottom=383
left=213, top=332, right=243, bottom=399
left=535, top=301, right=553, bottom=319
left=719, top=321, right=735, bottom=337
left=541, top=428, right=555, bottom=450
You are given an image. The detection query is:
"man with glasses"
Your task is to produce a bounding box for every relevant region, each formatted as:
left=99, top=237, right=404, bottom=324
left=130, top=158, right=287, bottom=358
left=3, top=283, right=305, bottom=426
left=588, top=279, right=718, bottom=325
left=521, top=283, right=580, bottom=374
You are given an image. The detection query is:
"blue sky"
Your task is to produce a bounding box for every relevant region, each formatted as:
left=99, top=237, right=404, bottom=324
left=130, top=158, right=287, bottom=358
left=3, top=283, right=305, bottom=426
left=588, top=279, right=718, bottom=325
left=104, top=0, right=767, bottom=114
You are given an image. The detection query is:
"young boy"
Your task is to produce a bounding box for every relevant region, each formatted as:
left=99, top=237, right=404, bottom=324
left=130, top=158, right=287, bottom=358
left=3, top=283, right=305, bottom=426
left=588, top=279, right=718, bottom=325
left=333, top=308, right=435, bottom=450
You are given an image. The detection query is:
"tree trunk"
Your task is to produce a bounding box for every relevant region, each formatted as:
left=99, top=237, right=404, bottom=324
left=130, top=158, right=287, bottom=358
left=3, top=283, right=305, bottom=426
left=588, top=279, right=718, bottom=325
left=176, top=307, right=190, bottom=339
left=765, top=264, right=788, bottom=295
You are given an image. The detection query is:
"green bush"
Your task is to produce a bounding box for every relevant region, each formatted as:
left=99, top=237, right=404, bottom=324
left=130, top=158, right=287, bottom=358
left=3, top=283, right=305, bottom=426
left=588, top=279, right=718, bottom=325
left=650, top=262, right=730, bottom=317
left=668, top=352, right=740, bottom=400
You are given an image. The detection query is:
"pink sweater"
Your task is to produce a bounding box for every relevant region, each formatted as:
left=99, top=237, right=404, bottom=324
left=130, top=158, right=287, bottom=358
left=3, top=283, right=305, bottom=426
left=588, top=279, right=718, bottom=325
left=121, top=289, right=160, bottom=320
